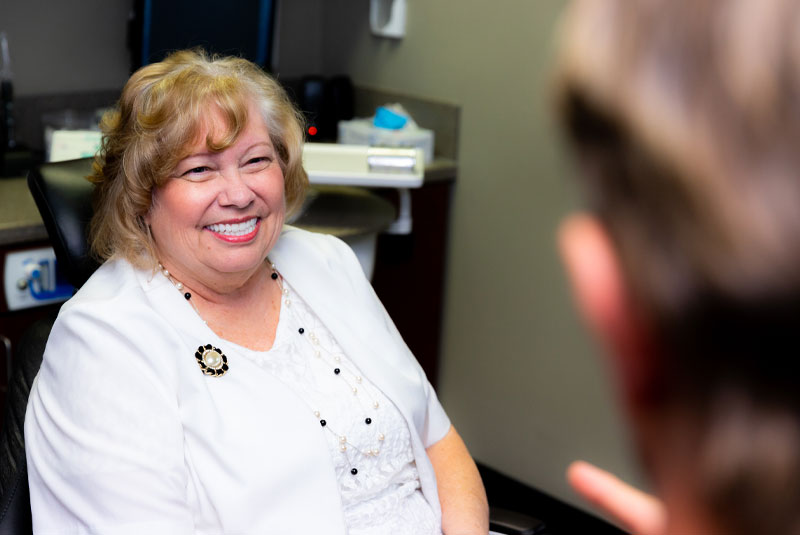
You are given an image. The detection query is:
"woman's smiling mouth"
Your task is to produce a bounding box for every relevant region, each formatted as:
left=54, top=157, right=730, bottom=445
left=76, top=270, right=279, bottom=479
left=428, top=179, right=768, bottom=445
left=205, top=217, right=260, bottom=241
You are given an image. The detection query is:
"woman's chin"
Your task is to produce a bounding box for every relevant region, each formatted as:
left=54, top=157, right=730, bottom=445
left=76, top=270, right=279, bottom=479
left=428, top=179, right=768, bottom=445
left=209, top=253, right=271, bottom=276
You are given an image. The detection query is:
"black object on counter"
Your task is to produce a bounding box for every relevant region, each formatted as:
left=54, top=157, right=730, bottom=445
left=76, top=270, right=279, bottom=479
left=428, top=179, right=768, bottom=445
left=0, top=79, right=37, bottom=178
left=281, top=75, right=354, bottom=142
left=1, top=78, right=13, bottom=151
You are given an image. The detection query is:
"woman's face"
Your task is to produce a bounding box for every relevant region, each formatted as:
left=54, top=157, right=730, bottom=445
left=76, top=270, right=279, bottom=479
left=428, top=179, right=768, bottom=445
left=147, top=101, right=286, bottom=290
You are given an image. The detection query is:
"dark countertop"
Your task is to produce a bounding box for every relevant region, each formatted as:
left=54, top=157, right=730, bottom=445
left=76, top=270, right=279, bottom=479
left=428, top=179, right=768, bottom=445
left=0, top=159, right=457, bottom=247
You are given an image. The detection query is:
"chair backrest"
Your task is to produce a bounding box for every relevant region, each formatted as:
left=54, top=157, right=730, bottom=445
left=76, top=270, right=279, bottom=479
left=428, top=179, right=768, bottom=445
left=26, top=157, right=99, bottom=289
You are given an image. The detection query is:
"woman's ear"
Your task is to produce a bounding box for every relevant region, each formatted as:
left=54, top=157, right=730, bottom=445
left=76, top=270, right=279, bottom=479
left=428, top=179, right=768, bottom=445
left=558, top=213, right=660, bottom=407
left=143, top=191, right=157, bottom=226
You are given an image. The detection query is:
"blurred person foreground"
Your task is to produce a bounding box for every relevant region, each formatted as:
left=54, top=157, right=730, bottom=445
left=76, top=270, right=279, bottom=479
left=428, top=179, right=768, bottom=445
left=553, top=1, right=800, bottom=534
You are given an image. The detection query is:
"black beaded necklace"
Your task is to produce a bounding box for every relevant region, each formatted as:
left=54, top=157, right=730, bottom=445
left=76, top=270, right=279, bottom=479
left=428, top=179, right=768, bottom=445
left=159, top=261, right=281, bottom=325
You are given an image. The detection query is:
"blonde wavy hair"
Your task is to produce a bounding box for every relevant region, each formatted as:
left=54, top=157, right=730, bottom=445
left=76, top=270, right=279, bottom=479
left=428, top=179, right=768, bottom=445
left=89, top=49, right=308, bottom=269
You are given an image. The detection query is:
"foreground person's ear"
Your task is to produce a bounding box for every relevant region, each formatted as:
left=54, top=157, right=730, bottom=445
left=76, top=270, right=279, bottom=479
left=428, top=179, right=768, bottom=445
left=557, top=213, right=658, bottom=406
left=558, top=214, right=626, bottom=346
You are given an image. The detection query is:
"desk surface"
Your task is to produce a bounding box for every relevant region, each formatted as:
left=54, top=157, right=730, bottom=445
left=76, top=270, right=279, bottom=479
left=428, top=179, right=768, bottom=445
left=0, top=159, right=457, bottom=247
left=0, top=177, right=49, bottom=247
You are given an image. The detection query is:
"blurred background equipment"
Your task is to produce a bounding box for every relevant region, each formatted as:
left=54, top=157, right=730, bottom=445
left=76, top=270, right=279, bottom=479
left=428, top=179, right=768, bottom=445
left=129, top=0, right=277, bottom=71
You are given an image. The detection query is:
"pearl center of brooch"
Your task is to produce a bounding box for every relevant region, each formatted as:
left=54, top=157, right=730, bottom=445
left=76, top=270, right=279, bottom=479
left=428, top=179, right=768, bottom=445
left=203, top=349, right=223, bottom=369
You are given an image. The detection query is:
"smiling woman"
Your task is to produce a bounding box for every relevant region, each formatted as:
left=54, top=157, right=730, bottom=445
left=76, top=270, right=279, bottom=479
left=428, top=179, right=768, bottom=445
left=24, top=49, right=488, bottom=534
left=87, top=50, right=307, bottom=271
left=149, top=102, right=285, bottom=287
left=147, top=101, right=288, bottom=349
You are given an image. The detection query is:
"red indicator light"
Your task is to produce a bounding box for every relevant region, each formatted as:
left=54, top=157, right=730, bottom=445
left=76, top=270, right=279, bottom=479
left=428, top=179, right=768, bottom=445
left=308, top=126, right=318, bottom=136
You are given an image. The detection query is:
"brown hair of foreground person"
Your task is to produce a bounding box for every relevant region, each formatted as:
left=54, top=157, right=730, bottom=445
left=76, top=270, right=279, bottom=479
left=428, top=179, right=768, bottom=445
left=88, top=49, right=308, bottom=269
left=555, top=1, right=800, bottom=534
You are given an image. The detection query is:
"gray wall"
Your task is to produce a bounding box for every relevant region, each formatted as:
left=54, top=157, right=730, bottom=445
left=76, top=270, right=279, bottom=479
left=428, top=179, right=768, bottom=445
left=313, top=0, right=640, bottom=510
left=0, top=0, right=130, bottom=96
left=271, top=0, right=324, bottom=78
left=1, top=0, right=641, bottom=513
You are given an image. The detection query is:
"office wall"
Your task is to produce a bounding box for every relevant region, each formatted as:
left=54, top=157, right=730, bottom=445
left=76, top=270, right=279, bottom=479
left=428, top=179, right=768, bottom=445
left=317, top=1, right=641, bottom=509
left=0, top=0, right=130, bottom=96
left=271, top=0, right=324, bottom=78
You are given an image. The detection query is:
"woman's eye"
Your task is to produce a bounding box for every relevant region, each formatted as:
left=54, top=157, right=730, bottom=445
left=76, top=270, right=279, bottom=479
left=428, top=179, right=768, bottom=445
left=247, top=156, right=270, bottom=165
left=182, top=166, right=211, bottom=176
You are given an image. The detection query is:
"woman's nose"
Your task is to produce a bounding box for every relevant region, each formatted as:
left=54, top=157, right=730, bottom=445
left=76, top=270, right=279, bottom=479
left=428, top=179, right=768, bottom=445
left=217, top=169, right=256, bottom=208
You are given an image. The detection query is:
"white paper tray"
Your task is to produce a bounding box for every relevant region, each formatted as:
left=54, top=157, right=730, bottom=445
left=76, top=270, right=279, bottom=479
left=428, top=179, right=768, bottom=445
left=303, top=143, right=424, bottom=188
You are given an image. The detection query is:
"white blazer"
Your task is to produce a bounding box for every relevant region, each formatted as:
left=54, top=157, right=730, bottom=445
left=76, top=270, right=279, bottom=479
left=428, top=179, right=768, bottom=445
left=25, top=226, right=451, bottom=534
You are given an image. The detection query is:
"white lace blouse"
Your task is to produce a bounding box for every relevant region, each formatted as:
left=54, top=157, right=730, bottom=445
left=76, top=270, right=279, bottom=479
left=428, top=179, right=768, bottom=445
left=236, top=278, right=439, bottom=534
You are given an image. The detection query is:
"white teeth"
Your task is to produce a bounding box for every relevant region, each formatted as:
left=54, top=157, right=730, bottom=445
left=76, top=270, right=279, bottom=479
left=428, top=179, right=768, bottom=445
left=207, top=218, right=257, bottom=236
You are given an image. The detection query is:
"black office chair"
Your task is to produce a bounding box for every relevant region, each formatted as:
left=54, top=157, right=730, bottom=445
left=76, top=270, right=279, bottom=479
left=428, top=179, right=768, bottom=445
left=0, top=157, right=545, bottom=535
left=0, top=158, right=97, bottom=535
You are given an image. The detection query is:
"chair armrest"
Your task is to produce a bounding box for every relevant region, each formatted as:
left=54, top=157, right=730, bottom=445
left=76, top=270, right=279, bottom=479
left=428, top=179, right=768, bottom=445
left=490, top=506, right=547, bottom=535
